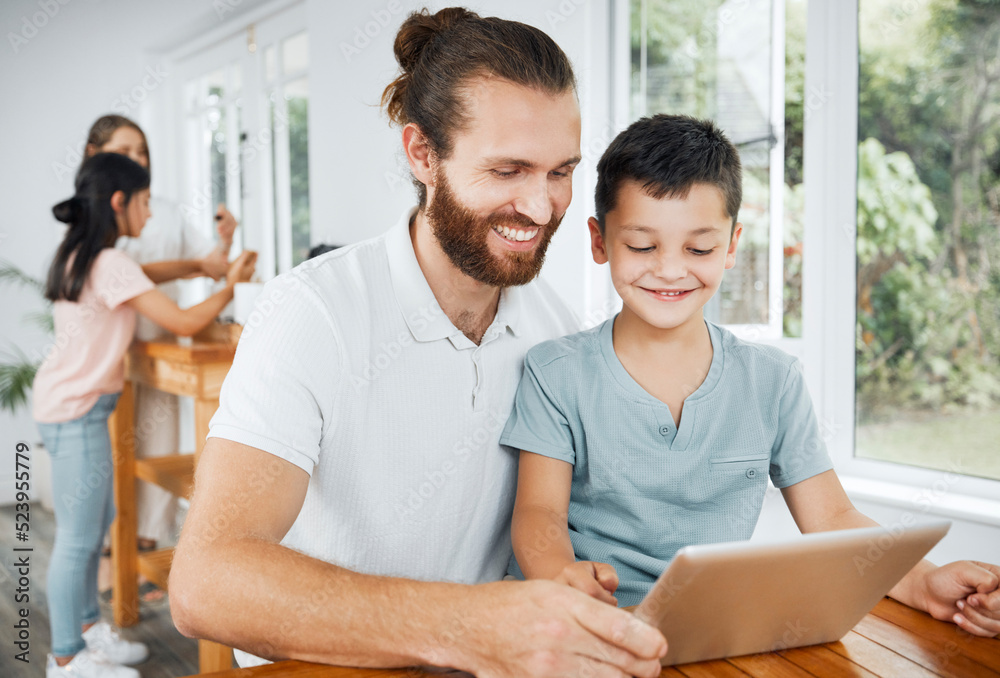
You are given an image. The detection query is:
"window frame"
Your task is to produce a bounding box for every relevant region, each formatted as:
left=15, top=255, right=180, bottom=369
left=166, top=0, right=309, bottom=281
left=803, top=0, right=1000, bottom=515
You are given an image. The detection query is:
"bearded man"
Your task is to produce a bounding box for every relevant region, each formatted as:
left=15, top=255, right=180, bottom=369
left=170, top=7, right=668, bottom=678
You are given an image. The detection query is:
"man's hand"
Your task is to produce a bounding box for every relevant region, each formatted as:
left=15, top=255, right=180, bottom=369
left=200, top=248, right=229, bottom=280
left=919, top=561, right=1000, bottom=637
left=457, top=579, right=666, bottom=678
left=554, top=561, right=619, bottom=606
left=216, top=204, right=237, bottom=248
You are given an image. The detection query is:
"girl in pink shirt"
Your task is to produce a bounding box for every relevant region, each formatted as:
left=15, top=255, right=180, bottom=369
left=34, top=153, right=255, bottom=678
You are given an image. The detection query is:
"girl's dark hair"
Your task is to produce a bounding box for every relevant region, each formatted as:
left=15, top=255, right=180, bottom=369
left=594, top=115, right=743, bottom=235
left=381, top=7, right=576, bottom=206
left=83, top=114, right=150, bottom=176
left=46, top=153, right=150, bottom=302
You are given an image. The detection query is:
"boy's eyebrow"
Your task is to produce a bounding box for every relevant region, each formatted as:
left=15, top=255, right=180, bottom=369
left=482, top=155, right=582, bottom=169
left=618, top=225, right=723, bottom=235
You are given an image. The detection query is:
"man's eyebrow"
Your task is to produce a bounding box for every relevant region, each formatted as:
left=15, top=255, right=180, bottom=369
left=483, top=156, right=582, bottom=169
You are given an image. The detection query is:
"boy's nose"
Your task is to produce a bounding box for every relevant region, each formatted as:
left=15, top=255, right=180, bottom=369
left=653, top=251, right=688, bottom=282
left=513, top=175, right=554, bottom=226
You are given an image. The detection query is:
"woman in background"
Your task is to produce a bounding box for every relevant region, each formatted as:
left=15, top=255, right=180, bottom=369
left=83, top=115, right=237, bottom=560
left=34, top=153, right=255, bottom=678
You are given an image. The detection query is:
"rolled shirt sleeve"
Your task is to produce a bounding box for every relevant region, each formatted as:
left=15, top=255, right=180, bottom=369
left=499, top=350, right=576, bottom=464
left=768, top=358, right=835, bottom=488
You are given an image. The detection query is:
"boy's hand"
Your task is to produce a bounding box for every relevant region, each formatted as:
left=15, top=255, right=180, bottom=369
left=555, top=561, right=619, bottom=606
left=920, top=560, right=1000, bottom=637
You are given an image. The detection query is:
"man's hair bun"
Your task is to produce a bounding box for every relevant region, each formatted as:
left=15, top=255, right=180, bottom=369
left=380, top=6, right=576, bottom=207
left=393, top=7, right=475, bottom=73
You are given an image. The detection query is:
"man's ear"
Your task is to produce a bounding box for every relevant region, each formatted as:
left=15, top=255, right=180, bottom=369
left=402, top=123, right=434, bottom=190
left=588, top=217, right=609, bottom=265
left=725, top=222, right=743, bottom=270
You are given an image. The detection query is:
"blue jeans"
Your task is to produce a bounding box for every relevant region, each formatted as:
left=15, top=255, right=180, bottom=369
left=37, top=392, right=120, bottom=657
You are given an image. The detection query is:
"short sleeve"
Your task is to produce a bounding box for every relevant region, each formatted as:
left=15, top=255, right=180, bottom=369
left=768, top=359, right=835, bottom=488
left=499, top=352, right=576, bottom=464
left=207, top=273, right=342, bottom=475
left=91, top=249, right=155, bottom=309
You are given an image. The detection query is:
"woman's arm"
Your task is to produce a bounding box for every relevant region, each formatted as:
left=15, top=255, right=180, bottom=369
left=512, top=451, right=619, bottom=603
left=141, top=259, right=204, bottom=284
left=127, top=251, right=256, bottom=336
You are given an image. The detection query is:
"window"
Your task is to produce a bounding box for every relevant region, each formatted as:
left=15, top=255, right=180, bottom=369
left=264, top=31, right=311, bottom=271
left=174, top=3, right=310, bottom=279
left=855, top=0, right=1000, bottom=482
left=629, top=0, right=807, bottom=340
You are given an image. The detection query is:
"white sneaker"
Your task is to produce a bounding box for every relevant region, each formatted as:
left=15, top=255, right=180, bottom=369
left=46, top=649, right=140, bottom=678
left=82, top=621, right=149, bottom=665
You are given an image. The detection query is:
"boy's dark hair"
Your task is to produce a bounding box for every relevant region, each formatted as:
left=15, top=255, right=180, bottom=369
left=381, top=7, right=576, bottom=207
left=46, top=153, right=150, bottom=302
left=594, top=114, right=742, bottom=235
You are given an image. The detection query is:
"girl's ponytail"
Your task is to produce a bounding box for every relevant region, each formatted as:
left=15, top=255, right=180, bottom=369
left=45, top=153, right=149, bottom=303
left=52, top=196, right=83, bottom=224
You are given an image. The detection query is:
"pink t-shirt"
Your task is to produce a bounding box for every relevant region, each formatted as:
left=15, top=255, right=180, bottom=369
left=32, top=248, right=156, bottom=423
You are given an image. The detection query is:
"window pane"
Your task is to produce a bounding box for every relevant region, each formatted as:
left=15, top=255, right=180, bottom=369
left=783, top=0, right=806, bottom=338
left=207, top=105, right=227, bottom=216
left=855, top=1, right=1000, bottom=481
left=264, top=44, right=276, bottom=83
left=282, top=32, right=308, bottom=76
left=287, top=77, right=311, bottom=267
left=630, top=0, right=774, bottom=327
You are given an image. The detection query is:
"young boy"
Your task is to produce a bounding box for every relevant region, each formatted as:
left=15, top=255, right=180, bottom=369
left=501, top=115, right=1000, bottom=636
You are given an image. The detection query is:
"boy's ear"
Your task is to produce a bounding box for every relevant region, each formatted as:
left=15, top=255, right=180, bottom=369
left=725, top=222, right=743, bottom=270
left=588, top=217, right=609, bottom=265
left=402, top=123, right=434, bottom=190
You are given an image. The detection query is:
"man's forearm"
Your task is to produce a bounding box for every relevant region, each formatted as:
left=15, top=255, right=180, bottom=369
left=170, top=535, right=479, bottom=669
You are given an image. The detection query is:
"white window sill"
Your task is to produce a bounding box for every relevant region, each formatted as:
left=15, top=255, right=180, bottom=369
left=841, top=475, right=1000, bottom=528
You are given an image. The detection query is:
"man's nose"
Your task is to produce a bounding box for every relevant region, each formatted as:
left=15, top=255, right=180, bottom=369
left=513, top=175, right=554, bottom=226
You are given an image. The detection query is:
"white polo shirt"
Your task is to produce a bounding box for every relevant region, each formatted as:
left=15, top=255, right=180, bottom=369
left=209, top=208, right=578, bottom=662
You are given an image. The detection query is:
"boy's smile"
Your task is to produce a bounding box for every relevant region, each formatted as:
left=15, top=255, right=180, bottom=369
left=589, top=180, right=742, bottom=334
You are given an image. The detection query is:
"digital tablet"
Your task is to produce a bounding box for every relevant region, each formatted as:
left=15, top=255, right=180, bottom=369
left=633, top=520, right=951, bottom=666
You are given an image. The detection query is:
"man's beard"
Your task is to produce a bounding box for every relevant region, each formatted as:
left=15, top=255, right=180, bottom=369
left=425, top=170, right=562, bottom=287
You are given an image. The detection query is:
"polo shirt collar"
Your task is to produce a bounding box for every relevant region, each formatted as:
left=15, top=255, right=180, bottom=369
left=386, top=207, right=529, bottom=343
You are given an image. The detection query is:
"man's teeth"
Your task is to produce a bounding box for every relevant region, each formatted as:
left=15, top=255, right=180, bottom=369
left=494, top=225, right=538, bottom=242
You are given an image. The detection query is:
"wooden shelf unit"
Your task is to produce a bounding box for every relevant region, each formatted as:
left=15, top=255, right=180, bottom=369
left=109, top=330, right=239, bottom=674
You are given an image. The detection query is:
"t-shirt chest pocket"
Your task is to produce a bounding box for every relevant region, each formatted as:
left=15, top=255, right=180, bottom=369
left=705, top=452, right=771, bottom=535
left=709, top=452, right=771, bottom=481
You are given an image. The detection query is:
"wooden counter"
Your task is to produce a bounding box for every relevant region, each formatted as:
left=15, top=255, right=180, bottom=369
left=190, top=598, right=1000, bottom=678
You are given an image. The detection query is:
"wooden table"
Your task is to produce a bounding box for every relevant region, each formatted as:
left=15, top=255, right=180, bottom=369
left=109, top=330, right=240, bottom=674
left=190, top=598, right=1000, bottom=677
